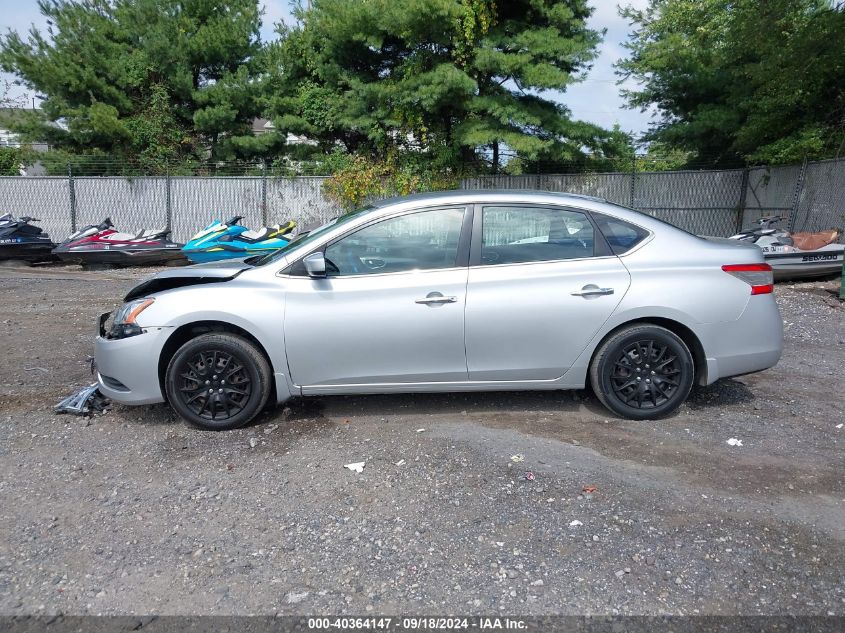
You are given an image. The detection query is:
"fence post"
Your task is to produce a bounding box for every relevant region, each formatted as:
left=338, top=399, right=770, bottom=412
left=629, top=155, right=636, bottom=208
left=261, top=167, right=269, bottom=226
left=735, top=167, right=750, bottom=233
left=787, top=157, right=808, bottom=232
left=165, top=170, right=172, bottom=231
left=841, top=257, right=845, bottom=300
left=67, top=164, right=77, bottom=232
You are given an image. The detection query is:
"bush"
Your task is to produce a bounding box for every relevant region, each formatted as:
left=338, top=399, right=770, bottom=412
left=0, top=146, right=24, bottom=175
left=322, top=153, right=462, bottom=210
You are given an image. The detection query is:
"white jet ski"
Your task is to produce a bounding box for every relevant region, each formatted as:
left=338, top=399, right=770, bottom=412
left=730, top=216, right=843, bottom=281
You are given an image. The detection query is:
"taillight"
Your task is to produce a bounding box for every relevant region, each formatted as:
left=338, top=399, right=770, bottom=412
left=721, top=263, right=774, bottom=295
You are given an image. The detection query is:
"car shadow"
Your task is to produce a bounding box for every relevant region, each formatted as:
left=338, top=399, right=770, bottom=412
left=277, top=379, right=757, bottom=422
left=107, top=402, right=181, bottom=427
left=687, top=378, right=755, bottom=409
left=277, top=389, right=606, bottom=421
left=119, top=378, right=757, bottom=431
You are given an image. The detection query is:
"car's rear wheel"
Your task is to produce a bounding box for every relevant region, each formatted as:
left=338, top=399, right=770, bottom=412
left=165, top=333, right=272, bottom=430
left=589, top=324, right=694, bottom=420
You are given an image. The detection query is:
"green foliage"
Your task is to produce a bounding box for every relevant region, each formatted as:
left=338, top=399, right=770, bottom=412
left=323, top=154, right=463, bottom=210
left=0, top=0, right=274, bottom=173
left=266, top=0, right=629, bottom=172
left=618, top=0, right=845, bottom=166
left=0, top=145, right=24, bottom=175
left=634, top=142, right=694, bottom=172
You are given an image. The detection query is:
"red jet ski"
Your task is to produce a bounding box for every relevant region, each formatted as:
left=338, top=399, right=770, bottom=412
left=53, top=217, right=187, bottom=267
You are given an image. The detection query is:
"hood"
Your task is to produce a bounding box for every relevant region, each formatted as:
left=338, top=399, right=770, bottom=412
left=124, top=260, right=252, bottom=301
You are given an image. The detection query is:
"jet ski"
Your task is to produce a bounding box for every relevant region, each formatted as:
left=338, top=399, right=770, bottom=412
left=730, top=216, right=844, bottom=280
left=53, top=217, right=188, bottom=267
left=0, top=213, right=57, bottom=263
left=182, top=216, right=296, bottom=264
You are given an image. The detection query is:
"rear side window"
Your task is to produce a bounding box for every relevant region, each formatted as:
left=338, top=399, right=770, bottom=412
left=480, top=206, right=595, bottom=265
left=593, top=214, right=650, bottom=254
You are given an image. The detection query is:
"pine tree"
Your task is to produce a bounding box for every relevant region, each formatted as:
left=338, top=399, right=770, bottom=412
left=0, top=0, right=277, bottom=173
left=617, top=0, right=845, bottom=166
left=266, top=0, right=627, bottom=171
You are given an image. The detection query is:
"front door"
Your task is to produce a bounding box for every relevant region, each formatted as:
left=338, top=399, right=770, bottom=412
left=284, top=206, right=470, bottom=388
left=465, top=204, right=631, bottom=381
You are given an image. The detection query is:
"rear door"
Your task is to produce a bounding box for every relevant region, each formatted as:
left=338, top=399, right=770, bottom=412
left=464, top=204, right=631, bottom=381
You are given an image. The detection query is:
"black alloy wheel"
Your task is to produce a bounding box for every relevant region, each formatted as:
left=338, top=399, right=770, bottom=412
left=610, top=339, right=681, bottom=409
left=165, top=333, right=272, bottom=430
left=590, top=324, right=694, bottom=420
left=178, top=349, right=252, bottom=420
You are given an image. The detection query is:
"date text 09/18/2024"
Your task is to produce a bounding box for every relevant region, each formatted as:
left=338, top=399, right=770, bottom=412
left=307, top=617, right=528, bottom=630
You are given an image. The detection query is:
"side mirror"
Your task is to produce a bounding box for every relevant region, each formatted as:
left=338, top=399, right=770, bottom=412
left=303, top=252, right=327, bottom=278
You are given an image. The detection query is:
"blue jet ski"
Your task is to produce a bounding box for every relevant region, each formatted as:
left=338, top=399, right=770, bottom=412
left=182, top=216, right=296, bottom=264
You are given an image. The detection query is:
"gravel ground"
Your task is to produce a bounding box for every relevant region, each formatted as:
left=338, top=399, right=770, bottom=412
left=0, top=264, right=843, bottom=616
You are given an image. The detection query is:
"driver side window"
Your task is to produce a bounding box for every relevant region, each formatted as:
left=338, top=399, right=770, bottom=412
left=324, top=207, right=465, bottom=276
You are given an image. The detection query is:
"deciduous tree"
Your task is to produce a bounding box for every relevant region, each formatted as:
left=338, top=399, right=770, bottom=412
left=617, top=0, right=845, bottom=166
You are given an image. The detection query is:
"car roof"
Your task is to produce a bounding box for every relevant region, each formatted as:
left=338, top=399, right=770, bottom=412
left=375, top=189, right=607, bottom=207
left=365, top=189, right=700, bottom=241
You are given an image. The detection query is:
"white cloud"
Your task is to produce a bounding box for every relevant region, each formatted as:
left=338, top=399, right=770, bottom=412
left=554, top=0, right=656, bottom=136
left=0, top=0, right=50, bottom=103
left=260, top=0, right=296, bottom=41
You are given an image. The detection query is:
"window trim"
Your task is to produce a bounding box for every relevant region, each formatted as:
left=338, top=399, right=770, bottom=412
left=281, top=204, right=474, bottom=278
left=469, top=203, right=613, bottom=267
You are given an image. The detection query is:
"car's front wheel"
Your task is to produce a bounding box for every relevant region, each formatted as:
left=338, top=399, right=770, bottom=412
left=589, top=324, right=694, bottom=420
left=165, top=333, right=272, bottom=430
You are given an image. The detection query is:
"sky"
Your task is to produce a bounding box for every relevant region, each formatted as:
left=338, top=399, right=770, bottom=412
left=0, top=0, right=655, bottom=137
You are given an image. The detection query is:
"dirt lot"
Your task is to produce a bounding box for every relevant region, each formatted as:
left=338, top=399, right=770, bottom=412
left=0, top=264, right=843, bottom=616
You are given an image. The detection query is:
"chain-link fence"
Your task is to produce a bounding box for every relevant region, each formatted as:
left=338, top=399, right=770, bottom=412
left=0, top=174, right=341, bottom=242
left=792, top=159, right=845, bottom=233
left=0, top=158, right=843, bottom=243
left=465, top=169, right=753, bottom=236
left=464, top=172, right=633, bottom=206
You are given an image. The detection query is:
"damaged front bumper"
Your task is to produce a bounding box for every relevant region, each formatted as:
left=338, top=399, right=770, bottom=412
left=55, top=383, right=109, bottom=415
left=94, top=310, right=172, bottom=405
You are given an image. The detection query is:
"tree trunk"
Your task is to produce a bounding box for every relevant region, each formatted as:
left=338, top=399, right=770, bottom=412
left=492, top=140, right=499, bottom=174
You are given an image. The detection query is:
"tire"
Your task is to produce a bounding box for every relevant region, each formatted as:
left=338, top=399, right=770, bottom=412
left=165, top=333, right=272, bottom=431
left=589, top=324, right=694, bottom=420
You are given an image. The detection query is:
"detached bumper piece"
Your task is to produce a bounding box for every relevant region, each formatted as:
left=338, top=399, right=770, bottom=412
left=55, top=383, right=111, bottom=416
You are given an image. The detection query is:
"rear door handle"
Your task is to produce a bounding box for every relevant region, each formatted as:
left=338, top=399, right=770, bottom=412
left=571, top=285, right=614, bottom=297
left=416, top=292, right=457, bottom=305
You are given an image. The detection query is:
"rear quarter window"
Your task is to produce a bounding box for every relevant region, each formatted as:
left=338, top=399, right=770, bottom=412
left=593, top=214, right=650, bottom=255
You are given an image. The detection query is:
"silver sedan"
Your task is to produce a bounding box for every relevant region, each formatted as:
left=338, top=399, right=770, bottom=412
left=94, top=191, right=783, bottom=430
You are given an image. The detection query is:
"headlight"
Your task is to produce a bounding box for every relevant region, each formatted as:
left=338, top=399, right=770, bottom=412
left=108, top=298, right=155, bottom=339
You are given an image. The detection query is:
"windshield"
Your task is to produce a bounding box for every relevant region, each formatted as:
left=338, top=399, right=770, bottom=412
left=252, top=205, right=374, bottom=267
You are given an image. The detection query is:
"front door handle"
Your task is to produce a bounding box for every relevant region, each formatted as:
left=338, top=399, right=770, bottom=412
left=571, top=284, right=614, bottom=297
left=416, top=292, right=457, bottom=305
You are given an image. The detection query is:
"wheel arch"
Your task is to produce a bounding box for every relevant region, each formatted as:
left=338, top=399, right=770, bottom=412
left=589, top=317, right=708, bottom=386
left=158, top=320, right=276, bottom=400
